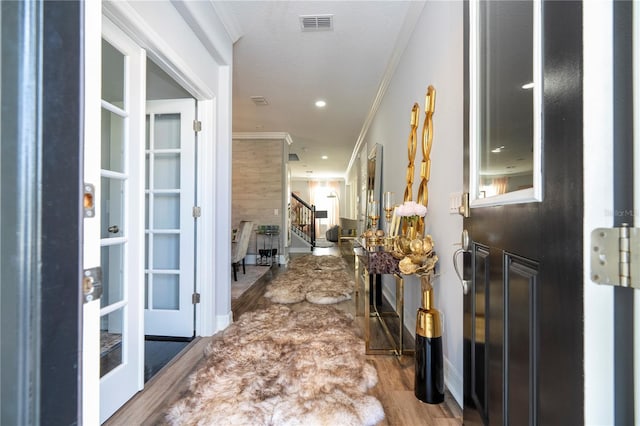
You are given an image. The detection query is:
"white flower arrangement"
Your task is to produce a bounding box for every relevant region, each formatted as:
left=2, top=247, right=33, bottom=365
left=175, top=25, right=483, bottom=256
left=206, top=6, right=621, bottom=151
left=395, top=201, right=427, bottom=218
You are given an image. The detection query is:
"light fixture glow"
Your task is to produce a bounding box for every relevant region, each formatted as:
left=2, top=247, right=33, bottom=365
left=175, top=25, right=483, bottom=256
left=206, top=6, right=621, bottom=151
left=491, top=145, right=505, bottom=153
left=521, top=82, right=535, bottom=89
left=321, top=155, right=328, bottom=160
left=315, top=100, right=326, bottom=108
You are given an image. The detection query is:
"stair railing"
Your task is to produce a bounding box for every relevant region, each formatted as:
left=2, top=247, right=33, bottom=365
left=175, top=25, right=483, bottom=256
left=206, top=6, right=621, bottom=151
left=291, top=192, right=316, bottom=249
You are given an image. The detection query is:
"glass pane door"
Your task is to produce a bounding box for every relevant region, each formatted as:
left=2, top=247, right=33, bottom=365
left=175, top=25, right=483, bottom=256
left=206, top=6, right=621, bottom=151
left=144, top=99, right=196, bottom=338
left=99, top=26, right=145, bottom=422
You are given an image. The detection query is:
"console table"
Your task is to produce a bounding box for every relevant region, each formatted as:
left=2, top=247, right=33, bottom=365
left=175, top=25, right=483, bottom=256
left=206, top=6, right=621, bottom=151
left=354, top=240, right=413, bottom=356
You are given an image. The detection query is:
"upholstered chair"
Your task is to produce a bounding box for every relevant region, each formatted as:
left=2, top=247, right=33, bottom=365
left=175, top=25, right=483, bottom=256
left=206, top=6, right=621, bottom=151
left=231, top=221, right=254, bottom=281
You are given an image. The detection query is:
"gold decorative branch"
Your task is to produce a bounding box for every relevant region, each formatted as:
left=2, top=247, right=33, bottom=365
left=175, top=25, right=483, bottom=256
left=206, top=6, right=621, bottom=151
left=417, top=85, right=436, bottom=208
left=403, top=103, right=420, bottom=202
left=416, top=86, right=436, bottom=234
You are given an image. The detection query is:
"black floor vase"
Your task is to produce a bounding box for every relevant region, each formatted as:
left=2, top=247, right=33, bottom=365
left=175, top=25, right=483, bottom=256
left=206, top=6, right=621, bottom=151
left=415, top=333, right=444, bottom=403
left=414, top=275, right=444, bottom=404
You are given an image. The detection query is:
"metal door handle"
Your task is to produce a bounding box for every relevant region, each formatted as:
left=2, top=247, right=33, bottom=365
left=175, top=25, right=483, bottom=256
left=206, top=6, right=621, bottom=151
left=453, top=229, right=471, bottom=295
left=108, top=225, right=119, bottom=234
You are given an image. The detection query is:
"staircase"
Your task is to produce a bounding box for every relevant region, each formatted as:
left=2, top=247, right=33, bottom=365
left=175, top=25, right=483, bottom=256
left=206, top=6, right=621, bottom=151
left=291, top=192, right=316, bottom=250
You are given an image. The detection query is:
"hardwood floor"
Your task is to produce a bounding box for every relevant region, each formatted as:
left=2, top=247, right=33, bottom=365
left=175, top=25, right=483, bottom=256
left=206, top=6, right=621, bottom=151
left=105, top=245, right=462, bottom=425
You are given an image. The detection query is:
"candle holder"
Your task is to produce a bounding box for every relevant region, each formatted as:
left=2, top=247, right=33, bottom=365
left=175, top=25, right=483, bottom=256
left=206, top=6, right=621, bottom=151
left=383, top=192, right=395, bottom=236
left=368, top=200, right=379, bottom=230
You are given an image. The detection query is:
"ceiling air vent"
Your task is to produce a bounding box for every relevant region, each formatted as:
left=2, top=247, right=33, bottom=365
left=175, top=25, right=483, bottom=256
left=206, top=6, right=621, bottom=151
left=300, top=15, right=333, bottom=32
left=250, top=96, right=269, bottom=106
left=289, top=153, right=300, bottom=161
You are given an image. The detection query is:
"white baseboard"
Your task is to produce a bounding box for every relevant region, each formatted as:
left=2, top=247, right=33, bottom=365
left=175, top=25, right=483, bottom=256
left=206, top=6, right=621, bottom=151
left=216, top=311, right=233, bottom=332
left=444, top=356, right=463, bottom=409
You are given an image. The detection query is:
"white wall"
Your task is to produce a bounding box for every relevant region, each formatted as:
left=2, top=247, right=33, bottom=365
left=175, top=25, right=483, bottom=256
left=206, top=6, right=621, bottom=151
left=361, top=1, right=464, bottom=406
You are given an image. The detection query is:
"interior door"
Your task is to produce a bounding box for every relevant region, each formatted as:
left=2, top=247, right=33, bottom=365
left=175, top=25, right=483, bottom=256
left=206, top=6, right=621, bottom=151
left=144, top=99, right=196, bottom=338
left=99, top=21, right=146, bottom=422
left=463, top=2, right=583, bottom=425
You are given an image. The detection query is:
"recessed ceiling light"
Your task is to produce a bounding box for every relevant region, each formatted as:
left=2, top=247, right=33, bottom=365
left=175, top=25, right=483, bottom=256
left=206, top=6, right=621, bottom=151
left=521, top=82, right=534, bottom=90
left=491, top=146, right=505, bottom=153
left=321, top=155, right=328, bottom=160
left=315, top=100, right=326, bottom=108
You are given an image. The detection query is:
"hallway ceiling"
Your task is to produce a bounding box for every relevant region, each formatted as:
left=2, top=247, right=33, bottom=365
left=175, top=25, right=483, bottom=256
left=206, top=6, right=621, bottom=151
left=220, top=1, right=418, bottom=179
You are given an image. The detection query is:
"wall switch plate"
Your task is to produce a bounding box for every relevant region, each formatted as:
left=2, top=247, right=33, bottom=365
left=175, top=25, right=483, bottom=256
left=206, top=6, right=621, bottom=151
left=449, top=192, right=462, bottom=213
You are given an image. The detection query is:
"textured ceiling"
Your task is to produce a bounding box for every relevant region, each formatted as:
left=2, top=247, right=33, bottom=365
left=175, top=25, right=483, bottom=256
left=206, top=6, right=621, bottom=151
left=223, top=1, right=416, bottom=179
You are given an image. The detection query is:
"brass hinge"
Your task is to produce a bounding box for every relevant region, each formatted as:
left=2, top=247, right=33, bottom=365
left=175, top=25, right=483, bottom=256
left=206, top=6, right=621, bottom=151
left=192, top=292, right=201, bottom=304
left=193, top=120, right=202, bottom=132
left=591, top=223, right=640, bottom=288
left=192, top=206, right=201, bottom=218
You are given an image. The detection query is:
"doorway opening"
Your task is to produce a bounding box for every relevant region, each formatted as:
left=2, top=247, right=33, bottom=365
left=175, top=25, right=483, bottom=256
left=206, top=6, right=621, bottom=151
left=143, top=58, right=198, bottom=382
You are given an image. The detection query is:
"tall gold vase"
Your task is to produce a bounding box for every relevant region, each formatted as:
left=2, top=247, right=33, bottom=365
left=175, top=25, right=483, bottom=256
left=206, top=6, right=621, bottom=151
left=414, top=274, right=444, bottom=404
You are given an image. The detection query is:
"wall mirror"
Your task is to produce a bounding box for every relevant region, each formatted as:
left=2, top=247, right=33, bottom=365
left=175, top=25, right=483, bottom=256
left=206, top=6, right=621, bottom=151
left=469, top=0, right=542, bottom=207
left=361, top=144, right=382, bottom=230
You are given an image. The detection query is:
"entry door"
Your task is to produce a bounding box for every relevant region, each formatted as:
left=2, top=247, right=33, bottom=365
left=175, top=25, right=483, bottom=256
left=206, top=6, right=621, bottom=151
left=463, top=2, right=583, bottom=425
left=144, top=99, right=196, bottom=338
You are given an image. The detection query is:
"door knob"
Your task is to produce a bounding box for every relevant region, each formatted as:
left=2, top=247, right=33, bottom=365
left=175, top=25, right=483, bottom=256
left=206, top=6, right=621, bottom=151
left=453, top=229, right=470, bottom=294
left=108, top=225, right=119, bottom=234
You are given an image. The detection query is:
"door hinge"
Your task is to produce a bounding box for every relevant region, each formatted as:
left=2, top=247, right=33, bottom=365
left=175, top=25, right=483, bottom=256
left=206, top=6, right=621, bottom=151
left=591, top=223, right=640, bottom=288
left=192, top=206, right=201, bottom=218
left=193, top=120, right=202, bottom=132
left=82, top=267, right=103, bottom=303
left=192, top=292, right=201, bottom=304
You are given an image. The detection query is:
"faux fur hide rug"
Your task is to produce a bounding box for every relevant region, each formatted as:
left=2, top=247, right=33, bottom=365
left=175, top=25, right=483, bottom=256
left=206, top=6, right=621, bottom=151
left=265, top=255, right=354, bottom=304
left=166, top=304, right=384, bottom=426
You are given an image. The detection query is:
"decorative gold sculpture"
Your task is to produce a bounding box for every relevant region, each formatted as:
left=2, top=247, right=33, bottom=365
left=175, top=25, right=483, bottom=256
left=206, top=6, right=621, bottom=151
left=403, top=103, right=420, bottom=203
left=396, top=86, right=443, bottom=404
left=416, top=86, right=436, bottom=235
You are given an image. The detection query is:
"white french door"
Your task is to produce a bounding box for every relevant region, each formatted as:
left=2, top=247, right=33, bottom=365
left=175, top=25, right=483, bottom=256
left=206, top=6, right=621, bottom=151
left=144, top=99, right=196, bottom=338
left=98, top=20, right=146, bottom=423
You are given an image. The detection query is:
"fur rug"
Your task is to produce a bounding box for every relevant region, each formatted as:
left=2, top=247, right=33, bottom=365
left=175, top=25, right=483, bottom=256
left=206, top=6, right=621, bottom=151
left=166, top=304, right=384, bottom=425
left=265, top=255, right=354, bottom=304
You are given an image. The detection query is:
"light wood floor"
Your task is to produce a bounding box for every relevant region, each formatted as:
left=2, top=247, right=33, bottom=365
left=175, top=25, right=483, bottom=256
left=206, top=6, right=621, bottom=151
left=105, top=245, right=463, bottom=425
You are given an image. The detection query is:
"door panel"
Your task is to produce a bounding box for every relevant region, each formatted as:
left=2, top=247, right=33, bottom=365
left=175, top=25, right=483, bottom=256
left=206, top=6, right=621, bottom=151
left=99, top=20, right=146, bottom=422
left=464, top=1, right=584, bottom=424
left=144, top=99, right=196, bottom=338
left=465, top=245, right=490, bottom=425
left=504, top=255, right=538, bottom=426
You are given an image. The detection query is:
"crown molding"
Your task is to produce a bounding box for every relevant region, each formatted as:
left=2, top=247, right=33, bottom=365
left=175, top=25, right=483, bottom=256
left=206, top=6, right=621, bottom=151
left=345, top=1, right=426, bottom=177
left=210, top=0, right=243, bottom=44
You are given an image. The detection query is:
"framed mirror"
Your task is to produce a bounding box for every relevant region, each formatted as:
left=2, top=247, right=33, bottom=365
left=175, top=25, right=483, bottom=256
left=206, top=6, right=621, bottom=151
left=361, top=144, right=382, bottom=231
left=469, top=0, right=542, bottom=207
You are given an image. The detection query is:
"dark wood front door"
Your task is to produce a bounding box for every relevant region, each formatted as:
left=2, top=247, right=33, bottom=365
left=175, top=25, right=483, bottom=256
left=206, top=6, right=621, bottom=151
left=463, top=2, right=583, bottom=425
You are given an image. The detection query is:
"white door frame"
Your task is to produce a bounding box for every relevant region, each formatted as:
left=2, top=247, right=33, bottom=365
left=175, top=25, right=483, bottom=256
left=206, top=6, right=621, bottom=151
left=82, top=1, right=102, bottom=424
left=583, top=1, right=618, bottom=424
